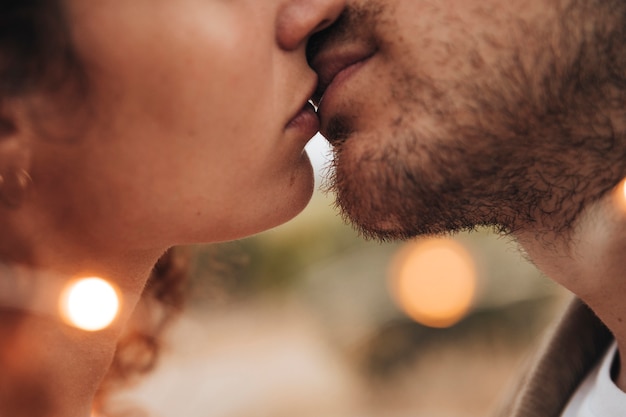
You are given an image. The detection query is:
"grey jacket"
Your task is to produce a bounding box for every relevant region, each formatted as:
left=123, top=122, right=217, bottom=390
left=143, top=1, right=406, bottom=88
left=496, top=298, right=613, bottom=417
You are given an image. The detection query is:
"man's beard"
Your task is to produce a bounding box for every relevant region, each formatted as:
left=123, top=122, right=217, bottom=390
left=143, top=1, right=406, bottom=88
left=326, top=117, right=624, bottom=241
left=319, top=1, right=626, bottom=241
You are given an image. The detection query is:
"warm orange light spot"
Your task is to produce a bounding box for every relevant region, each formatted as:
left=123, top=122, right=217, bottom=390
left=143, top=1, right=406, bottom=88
left=59, top=277, right=120, bottom=331
left=389, top=238, right=477, bottom=328
left=612, top=177, right=626, bottom=212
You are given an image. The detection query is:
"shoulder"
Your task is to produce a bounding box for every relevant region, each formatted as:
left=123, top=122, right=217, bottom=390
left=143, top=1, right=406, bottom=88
left=492, top=298, right=612, bottom=417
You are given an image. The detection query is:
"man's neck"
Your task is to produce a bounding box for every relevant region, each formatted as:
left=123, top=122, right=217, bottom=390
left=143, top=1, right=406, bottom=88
left=515, top=181, right=626, bottom=391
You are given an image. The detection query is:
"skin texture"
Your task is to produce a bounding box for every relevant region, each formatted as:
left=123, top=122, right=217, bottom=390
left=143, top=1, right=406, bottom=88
left=309, top=0, right=626, bottom=392
left=0, top=0, right=345, bottom=415
left=311, top=0, right=626, bottom=239
left=39, top=0, right=324, bottom=251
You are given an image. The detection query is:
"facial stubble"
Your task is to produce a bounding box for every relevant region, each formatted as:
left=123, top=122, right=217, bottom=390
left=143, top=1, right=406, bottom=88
left=320, top=0, right=626, bottom=241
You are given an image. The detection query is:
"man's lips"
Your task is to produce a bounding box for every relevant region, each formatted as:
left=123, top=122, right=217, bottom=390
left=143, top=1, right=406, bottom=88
left=310, top=45, right=377, bottom=106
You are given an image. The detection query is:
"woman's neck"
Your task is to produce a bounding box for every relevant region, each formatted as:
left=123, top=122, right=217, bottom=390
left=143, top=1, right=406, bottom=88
left=0, top=245, right=165, bottom=417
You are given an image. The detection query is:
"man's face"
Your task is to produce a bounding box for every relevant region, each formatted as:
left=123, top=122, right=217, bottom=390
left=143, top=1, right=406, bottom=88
left=309, top=0, right=626, bottom=239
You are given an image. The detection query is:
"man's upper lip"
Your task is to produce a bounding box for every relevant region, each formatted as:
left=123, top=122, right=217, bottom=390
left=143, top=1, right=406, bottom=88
left=309, top=45, right=376, bottom=105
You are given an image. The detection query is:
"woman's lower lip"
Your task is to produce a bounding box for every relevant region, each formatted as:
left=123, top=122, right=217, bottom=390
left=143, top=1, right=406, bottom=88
left=286, top=102, right=320, bottom=138
left=317, top=57, right=370, bottom=120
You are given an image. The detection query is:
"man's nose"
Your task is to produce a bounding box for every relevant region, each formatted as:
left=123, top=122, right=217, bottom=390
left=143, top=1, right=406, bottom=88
left=276, top=0, right=346, bottom=51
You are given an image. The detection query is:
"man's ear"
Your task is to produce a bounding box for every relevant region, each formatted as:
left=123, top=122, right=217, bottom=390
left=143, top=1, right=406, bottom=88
left=0, top=103, right=33, bottom=209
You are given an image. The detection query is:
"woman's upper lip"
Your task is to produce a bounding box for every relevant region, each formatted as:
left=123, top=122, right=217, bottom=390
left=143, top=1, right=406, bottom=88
left=309, top=44, right=377, bottom=105
left=287, top=75, right=319, bottom=127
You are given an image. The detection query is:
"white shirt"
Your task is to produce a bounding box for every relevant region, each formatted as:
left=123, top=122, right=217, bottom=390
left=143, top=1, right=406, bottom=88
left=562, top=343, right=626, bottom=416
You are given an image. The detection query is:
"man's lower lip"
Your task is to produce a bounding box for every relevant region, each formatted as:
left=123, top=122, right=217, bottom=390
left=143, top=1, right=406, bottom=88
left=317, top=57, right=371, bottom=120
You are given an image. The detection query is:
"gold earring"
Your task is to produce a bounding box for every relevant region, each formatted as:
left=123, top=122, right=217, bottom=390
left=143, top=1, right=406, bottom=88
left=0, top=169, right=32, bottom=208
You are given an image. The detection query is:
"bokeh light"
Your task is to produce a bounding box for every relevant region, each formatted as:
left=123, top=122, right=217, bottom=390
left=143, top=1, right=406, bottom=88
left=609, top=177, right=626, bottom=212
left=59, top=277, right=120, bottom=331
left=389, top=238, right=477, bottom=328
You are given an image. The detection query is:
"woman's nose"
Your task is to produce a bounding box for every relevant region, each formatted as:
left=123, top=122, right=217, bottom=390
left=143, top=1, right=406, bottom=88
left=276, top=0, right=346, bottom=50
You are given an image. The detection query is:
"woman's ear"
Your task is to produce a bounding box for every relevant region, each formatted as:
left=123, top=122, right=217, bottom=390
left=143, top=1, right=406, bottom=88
left=0, top=103, right=33, bottom=209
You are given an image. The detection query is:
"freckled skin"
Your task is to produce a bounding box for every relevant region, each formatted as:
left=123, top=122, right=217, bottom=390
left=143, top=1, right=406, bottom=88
left=0, top=1, right=346, bottom=416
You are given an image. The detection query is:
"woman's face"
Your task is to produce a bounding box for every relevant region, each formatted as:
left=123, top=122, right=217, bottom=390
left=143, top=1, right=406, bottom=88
left=31, top=0, right=344, bottom=249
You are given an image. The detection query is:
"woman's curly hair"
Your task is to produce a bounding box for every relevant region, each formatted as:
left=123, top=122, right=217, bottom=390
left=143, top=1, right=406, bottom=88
left=96, top=249, right=189, bottom=416
left=1, top=1, right=190, bottom=414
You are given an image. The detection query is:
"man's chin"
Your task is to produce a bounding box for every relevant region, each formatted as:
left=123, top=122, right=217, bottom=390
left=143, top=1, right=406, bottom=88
left=334, top=196, right=422, bottom=241
left=332, top=180, right=490, bottom=241
left=346, top=214, right=408, bottom=241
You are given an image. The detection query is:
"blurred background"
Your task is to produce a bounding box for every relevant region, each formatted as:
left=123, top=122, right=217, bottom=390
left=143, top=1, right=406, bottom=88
left=113, top=134, right=572, bottom=417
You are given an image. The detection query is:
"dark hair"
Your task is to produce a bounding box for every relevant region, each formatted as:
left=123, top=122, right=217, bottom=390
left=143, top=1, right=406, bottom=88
left=0, top=0, right=86, bottom=138
left=1, top=2, right=189, bottom=414
left=96, top=249, right=190, bottom=416
left=0, top=0, right=79, bottom=97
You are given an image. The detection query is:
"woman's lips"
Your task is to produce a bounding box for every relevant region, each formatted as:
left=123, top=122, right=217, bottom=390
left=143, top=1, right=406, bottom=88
left=286, top=101, right=319, bottom=138
left=285, top=75, right=320, bottom=142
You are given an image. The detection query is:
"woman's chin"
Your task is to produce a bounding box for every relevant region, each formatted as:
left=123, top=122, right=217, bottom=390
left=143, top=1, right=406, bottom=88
left=248, top=166, right=316, bottom=237
left=188, top=167, right=315, bottom=244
